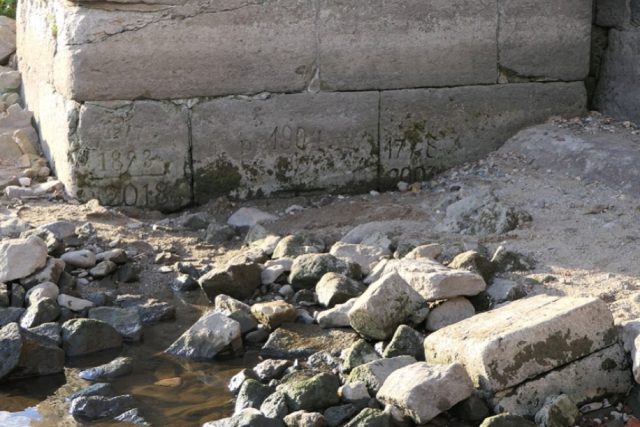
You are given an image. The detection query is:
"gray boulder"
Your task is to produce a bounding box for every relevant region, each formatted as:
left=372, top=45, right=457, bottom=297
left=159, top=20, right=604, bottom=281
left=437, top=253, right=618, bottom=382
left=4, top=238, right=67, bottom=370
left=278, top=372, right=341, bottom=412
left=199, top=262, right=262, bottom=301
left=0, top=322, right=65, bottom=380
left=62, top=318, right=123, bottom=357
left=79, top=357, right=134, bottom=381
left=165, top=311, right=241, bottom=360
left=70, top=395, right=136, bottom=421
left=20, top=297, right=60, bottom=329
left=89, top=306, right=143, bottom=341
left=289, top=254, right=361, bottom=290
left=316, top=273, right=366, bottom=307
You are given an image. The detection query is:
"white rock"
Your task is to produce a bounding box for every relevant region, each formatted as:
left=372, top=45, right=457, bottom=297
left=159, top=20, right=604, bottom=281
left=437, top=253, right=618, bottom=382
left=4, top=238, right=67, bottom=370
left=57, top=294, right=95, bottom=312
left=227, top=207, right=277, bottom=228
left=317, top=298, right=357, bottom=328
left=0, top=236, right=48, bottom=282
left=61, top=249, right=97, bottom=269
left=348, top=272, right=427, bottom=340
left=329, top=242, right=391, bottom=275
left=377, top=362, right=473, bottom=424
left=424, top=295, right=618, bottom=392
left=165, top=311, right=241, bottom=360
left=261, top=265, right=287, bottom=285
left=26, top=282, right=59, bottom=305
left=404, top=244, right=443, bottom=260
left=426, top=297, right=476, bottom=331
left=339, top=381, right=370, bottom=402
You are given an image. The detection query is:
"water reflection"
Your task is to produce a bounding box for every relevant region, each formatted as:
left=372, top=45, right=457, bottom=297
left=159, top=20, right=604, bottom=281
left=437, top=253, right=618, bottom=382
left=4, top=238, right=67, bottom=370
left=0, top=294, right=259, bottom=426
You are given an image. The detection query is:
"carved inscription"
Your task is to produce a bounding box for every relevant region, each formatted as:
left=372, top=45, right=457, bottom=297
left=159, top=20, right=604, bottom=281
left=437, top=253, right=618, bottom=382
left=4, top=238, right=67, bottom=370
left=84, top=181, right=171, bottom=207
left=92, top=149, right=167, bottom=178
left=383, top=123, right=463, bottom=182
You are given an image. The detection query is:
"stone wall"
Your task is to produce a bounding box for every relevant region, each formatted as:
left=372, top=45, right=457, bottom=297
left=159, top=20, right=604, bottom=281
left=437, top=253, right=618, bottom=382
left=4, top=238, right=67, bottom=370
left=593, top=0, right=640, bottom=122
left=18, top=0, right=590, bottom=210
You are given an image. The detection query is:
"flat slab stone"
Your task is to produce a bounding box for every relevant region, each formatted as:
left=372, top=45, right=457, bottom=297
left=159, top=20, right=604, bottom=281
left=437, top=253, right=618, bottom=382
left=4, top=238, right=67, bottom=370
left=317, top=0, right=497, bottom=91
left=191, top=92, right=379, bottom=200
left=379, top=83, right=586, bottom=186
left=50, top=0, right=317, bottom=101
left=498, top=0, right=592, bottom=81
left=72, top=101, right=191, bottom=210
left=493, top=344, right=632, bottom=416
left=261, top=323, right=358, bottom=359
left=423, top=296, right=617, bottom=392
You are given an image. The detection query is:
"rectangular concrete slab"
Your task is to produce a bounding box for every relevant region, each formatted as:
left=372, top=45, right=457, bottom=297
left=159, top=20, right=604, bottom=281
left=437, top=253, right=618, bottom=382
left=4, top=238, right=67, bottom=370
left=379, top=82, right=586, bottom=186
left=493, top=344, right=632, bottom=416
left=72, top=101, right=192, bottom=210
left=51, top=0, right=317, bottom=101
left=498, top=0, right=592, bottom=81
left=318, top=0, right=498, bottom=91
left=191, top=92, right=379, bottom=201
left=423, top=295, right=617, bottom=392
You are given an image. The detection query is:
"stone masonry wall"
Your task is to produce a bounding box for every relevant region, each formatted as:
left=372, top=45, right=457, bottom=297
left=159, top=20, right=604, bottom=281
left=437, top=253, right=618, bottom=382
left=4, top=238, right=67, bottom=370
left=593, top=0, right=640, bottom=122
left=18, top=0, right=591, bottom=210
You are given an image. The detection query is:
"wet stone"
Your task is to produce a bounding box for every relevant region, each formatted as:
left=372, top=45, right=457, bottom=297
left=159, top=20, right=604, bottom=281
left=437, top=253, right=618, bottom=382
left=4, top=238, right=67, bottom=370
left=66, top=383, right=115, bottom=401
left=79, top=356, right=134, bottom=381
left=116, top=295, right=176, bottom=324
left=113, top=408, right=149, bottom=425
left=89, top=306, right=143, bottom=341
left=70, top=394, right=136, bottom=422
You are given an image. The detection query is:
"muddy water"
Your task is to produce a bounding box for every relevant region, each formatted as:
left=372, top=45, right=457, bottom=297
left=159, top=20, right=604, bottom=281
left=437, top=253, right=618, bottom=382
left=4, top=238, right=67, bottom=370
left=0, top=293, right=258, bottom=427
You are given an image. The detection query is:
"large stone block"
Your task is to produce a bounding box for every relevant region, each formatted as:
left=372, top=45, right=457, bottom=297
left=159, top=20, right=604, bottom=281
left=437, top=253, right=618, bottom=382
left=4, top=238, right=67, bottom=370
left=72, top=101, right=192, bottom=210
left=595, top=0, right=630, bottom=28
left=379, top=83, right=586, bottom=185
left=192, top=92, right=379, bottom=200
left=423, top=296, right=617, bottom=392
left=51, top=0, right=317, bottom=101
left=594, top=30, right=640, bottom=123
left=493, top=344, right=632, bottom=416
left=498, top=0, right=592, bottom=81
left=317, top=0, right=497, bottom=91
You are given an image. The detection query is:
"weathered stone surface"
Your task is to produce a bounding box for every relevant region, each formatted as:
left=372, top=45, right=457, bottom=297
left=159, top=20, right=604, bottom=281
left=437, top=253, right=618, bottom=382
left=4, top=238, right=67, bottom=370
left=424, top=296, right=617, bottom=392
left=260, top=390, right=289, bottom=419
left=480, top=414, right=537, bottom=427
left=595, top=30, right=640, bottom=123
left=595, top=0, right=629, bottom=28
left=448, top=251, right=495, bottom=281
left=273, top=236, right=323, bottom=260
left=278, top=373, right=341, bottom=412
left=203, top=408, right=286, bottom=427
left=50, top=1, right=316, bottom=101
left=329, top=242, right=391, bottom=276
left=79, top=356, right=134, bottom=381
left=61, top=249, right=96, bottom=269
left=199, top=262, right=262, bottom=302
left=348, top=273, right=427, bottom=340
left=21, top=257, right=65, bottom=288
left=389, top=259, right=486, bottom=302
left=0, top=17, right=16, bottom=64
left=284, top=411, right=325, bottom=427
left=235, top=379, right=273, bottom=413
left=497, top=0, right=591, bottom=81
left=165, top=311, right=240, bottom=360
left=25, top=282, right=59, bottom=305
left=493, top=344, right=632, bottom=416
left=0, top=236, right=48, bottom=282
left=426, top=297, right=476, bottom=332
left=347, top=356, right=417, bottom=393
left=0, top=307, right=24, bottom=327
left=29, top=322, right=61, bottom=345
left=20, top=297, right=60, bottom=329
left=382, top=325, right=424, bottom=359
left=261, top=323, right=358, bottom=359
left=377, top=362, right=474, bottom=424
left=317, top=298, right=356, bottom=329
left=193, top=92, right=378, bottom=200
left=379, top=83, right=586, bottom=185
left=318, top=0, right=497, bottom=90
left=0, top=322, right=65, bottom=380
left=290, top=254, right=361, bottom=290
left=68, top=101, right=191, bottom=210
left=343, top=408, right=390, bottom=427
left=62, top=318, right=123, bottom=357
left=89, top=307, right=143, bottom=342
left=342, top=339, right=380, bottom=372
left=57, top=294, right=94, bottom=312
left=534, top=394, right=580, bottom=427
left=250, top=301, right=297, bottom=329
left=316, top=273, right=366, bottom=308
left=253, top=359, right=291, bottom=382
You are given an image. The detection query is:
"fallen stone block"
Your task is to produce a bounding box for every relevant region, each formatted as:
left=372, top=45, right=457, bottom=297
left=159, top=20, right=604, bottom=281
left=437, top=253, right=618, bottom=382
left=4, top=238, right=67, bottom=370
left=493, top=343, right=632, bottom=416
left=377, top=362, right=474, bottom=424
left=424, top=295, right=617, bottom=392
